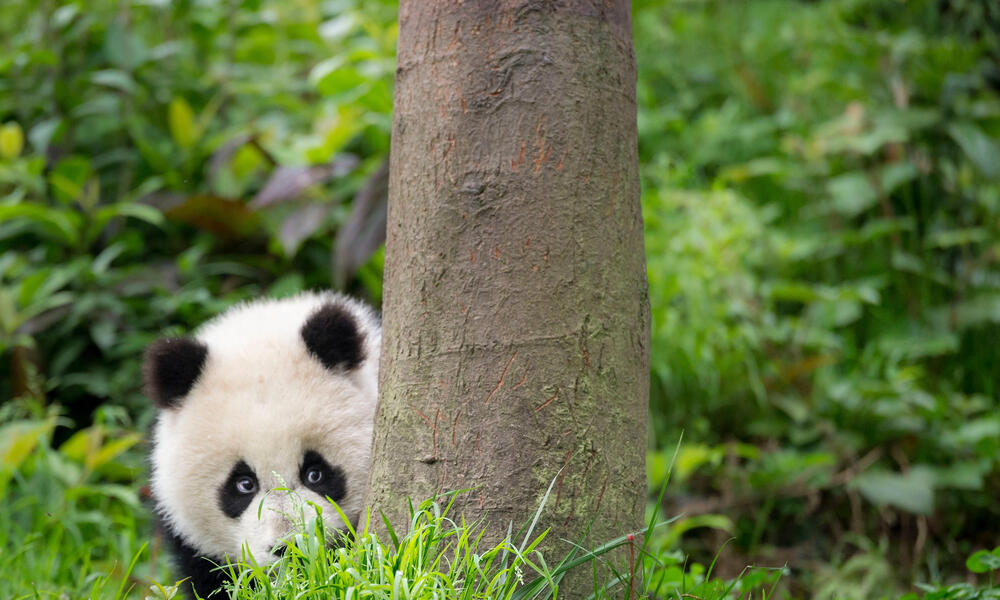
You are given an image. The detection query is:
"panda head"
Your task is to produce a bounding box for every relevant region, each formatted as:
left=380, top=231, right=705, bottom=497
left=145, top=292, right=380, bottom=565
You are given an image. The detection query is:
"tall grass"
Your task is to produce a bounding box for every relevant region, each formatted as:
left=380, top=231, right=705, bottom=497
left=0, top=410, right=784, bottom=599
left=214, top=440, right=783, bottom=600
left=218, top=493, right=781, bottom=600
left=0, top=407, right=165, bottom=599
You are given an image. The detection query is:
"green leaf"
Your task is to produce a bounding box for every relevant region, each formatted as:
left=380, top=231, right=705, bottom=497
left=91, top=432, right=141, bottom=472
left=103, top=22, right=147, bottom=69
left=28, top=118, right=62, bottom=154
left=91, top=241, right=128, bottom=275
left=948, top=122, right=1000, bottom=179
left=0, top=420, right=53, bottom=472
left=879, top=161, right=918, bottom=194
left=0, top=289, right=17, bottom=334
left=269, top=273, right=306, bottom=299
left=168, top=97, right=198, bottom=149
left=875, top=329, right=958, bottom=361
left=852, top=466, right=935, bottom=515
left=48, top=155, right=94, bottom=205
left=927, top=227, right=990, bottom=249
left=947, top=294, right=1000, bottom=329
left=51, top=4, right=79, bottom=28
left=766, top=281, right=829, bottom=303
left=944, top=417, right=1000, bottom=448
left=933, top=462, right=988, bottom=491
left=91, top=69, right=137, bottom=95
left=17, top=268, right=51, bottom=308
left=966, top=548, right=1000, bottom=573
left=675, top=443, right=723, bottom=481
left=0, top=204, right=82, bottom=247
left=93, top=202, right=165, bottom=232
left=657, top=514, right=734, bottom=550
left=126, top=115, right=171, bottom=173
left=58, top=428, right=93, bottom=463
left=310, top=57, right=367, bottom=97
left=827, top=172, right=877, bottom=217
left=19, top=291, right=74, bottom=323
left=90, top=320, right=117, bottom=352
left=0, top=122, right=24, bottom=159
left=305, top=107, right=363, bottom=161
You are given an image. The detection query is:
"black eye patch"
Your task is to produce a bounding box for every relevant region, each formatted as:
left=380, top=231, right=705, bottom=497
left=218, top=460, right=258, bottom=519
left=299, top=450, right=346, bottom=503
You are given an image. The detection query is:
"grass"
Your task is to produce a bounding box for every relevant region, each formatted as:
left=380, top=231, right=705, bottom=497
left=3, top=407, right=998, bottom=598
left=5, top=407, right=998, bottom=599
left=180, top=436, right=786, bottom=599
left=211, top=490, right=782, bottom=600
left=0, top=412, right=787, bottom=599
left=0, top=409, right=165, bottom=599
left=219, top=493, right=554, bottom=600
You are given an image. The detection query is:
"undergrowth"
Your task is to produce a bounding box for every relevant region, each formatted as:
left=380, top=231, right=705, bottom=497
left=201, top=439, right=785, bottom=600
left=2, top=409, right=998, bottom=598
left=208, top=490, right=784, bottom=600
left=0, top=404, right=164, bottom=599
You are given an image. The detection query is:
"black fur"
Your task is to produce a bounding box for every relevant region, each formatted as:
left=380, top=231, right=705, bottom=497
left=300, top=303, right=365, bottom=371
left=160, top=519, right=231, bottom=599
left=218, top=460, right=258, bottom=519
left=300, top=450, right=347, bottom=503
left=143, top=337, right=208, bottom=408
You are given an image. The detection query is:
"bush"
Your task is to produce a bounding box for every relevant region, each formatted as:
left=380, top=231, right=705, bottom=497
left=2, top=0, right=999, bottom=596
left=637, top=0, right=1000, bottom=592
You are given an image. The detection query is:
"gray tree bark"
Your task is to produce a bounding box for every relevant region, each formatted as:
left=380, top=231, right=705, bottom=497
left=366, top=1, right=648, bottom=593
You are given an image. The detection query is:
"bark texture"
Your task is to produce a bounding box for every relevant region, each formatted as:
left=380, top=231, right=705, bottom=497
left=367, top=1, right=649, bottom=591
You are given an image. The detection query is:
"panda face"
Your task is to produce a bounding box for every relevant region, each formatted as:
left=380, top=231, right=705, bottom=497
left=146, top=293, right=380, bottom=565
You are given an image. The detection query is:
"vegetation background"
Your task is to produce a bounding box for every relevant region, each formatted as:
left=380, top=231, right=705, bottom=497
left=1, top=0, right=998, bottom=597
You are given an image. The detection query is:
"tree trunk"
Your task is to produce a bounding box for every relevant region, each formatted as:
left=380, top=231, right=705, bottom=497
left=366, top=1, right=648, bottom=593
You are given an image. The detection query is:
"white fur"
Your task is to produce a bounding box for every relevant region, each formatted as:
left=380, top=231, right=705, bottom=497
left=151, top=291, right=380, bottom=563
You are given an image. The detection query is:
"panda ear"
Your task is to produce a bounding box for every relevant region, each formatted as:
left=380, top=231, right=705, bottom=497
left=143, top=337, right=208, bottom=409
left=301, top=302, right=365, bottom=372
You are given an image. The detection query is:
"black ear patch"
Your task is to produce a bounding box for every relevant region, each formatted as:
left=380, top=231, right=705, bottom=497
left=143, top=337, right=208, bottom=409
left=301, top=303, right=365, bottom=371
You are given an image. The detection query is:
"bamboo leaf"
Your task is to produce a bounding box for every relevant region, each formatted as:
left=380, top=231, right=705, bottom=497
left=168, top=97, right=198, bottom=149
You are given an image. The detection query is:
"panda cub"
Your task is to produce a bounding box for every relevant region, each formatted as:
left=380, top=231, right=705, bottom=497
left=144, top=292, right=380, bottom=598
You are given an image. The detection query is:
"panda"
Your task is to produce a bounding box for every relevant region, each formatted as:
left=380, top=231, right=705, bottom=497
left=143, top=291, right=380, bottom=598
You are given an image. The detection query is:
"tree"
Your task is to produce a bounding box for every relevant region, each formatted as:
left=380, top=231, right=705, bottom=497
left=366, top=1, right=649, bottom=592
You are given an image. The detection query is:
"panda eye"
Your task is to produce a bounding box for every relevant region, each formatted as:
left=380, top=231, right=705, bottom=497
left=234, top=476, right=257, bottom=495
left=305, top=466, right=323, bottom=485
left=299, top=450, right=346, bottom=502
left=220, top=460, right=258, bottom=519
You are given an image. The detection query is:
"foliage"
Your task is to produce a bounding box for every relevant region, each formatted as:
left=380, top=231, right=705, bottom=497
left=900, top=546, right=1000, bottom=599
left=221, top=495, right=557, bottom=600
left=0, top=418, right=778, bottom=600
left=1, top=0, right=999, bottom=597
left=0, top=401, right=164, bottom=598
left=637, top=0, right=1000, bottom=594
left=0, top=0, right=395, bottom=427
left=202, top=491, right=782, bottom=600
